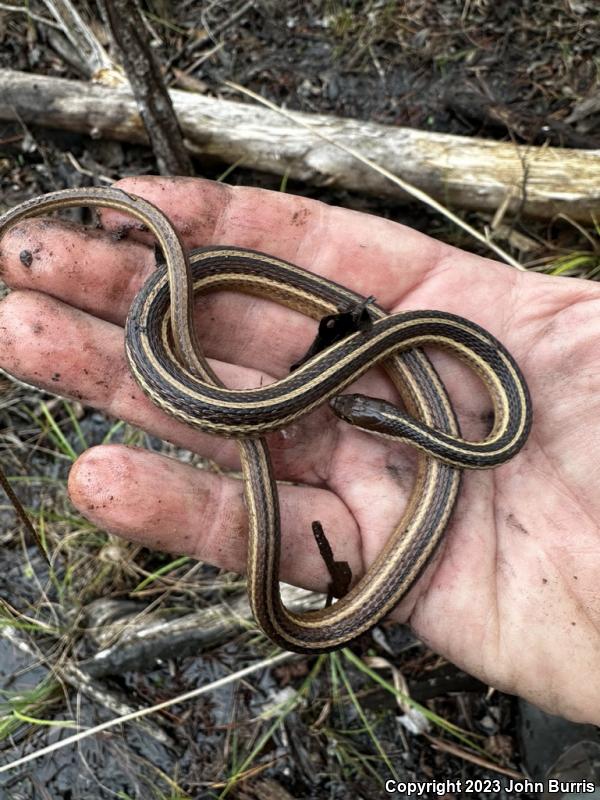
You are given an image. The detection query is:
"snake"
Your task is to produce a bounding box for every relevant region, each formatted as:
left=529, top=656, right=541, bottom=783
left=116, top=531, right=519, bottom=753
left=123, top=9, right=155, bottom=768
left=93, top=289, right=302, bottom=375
left=0, top=187, right=532, bottom=652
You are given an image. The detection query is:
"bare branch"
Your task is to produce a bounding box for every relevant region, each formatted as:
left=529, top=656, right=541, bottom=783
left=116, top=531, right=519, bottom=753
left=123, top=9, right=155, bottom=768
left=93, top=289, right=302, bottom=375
left=96, top=0, right=194, bottom=176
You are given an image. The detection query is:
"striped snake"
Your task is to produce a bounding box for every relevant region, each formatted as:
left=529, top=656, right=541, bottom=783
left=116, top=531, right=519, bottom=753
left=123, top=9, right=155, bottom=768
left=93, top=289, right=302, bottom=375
left=0, top=187, right=531, bottom=652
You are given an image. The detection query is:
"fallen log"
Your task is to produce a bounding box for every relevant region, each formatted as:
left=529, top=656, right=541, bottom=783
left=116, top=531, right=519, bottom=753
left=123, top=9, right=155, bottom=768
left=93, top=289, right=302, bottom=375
left=81, top=584, right=324, bottom=677
left=1, top=69, right=599, bottom=223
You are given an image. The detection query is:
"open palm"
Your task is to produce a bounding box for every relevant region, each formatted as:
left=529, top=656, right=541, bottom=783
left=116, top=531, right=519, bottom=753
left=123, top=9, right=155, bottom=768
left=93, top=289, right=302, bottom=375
left=1, top=176, right=597, bottom=723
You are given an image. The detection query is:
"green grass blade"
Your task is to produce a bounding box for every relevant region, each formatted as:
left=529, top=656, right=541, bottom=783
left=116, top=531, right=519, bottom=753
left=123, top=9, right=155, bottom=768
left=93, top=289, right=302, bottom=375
left=13, top=709, right=77, bottom=728
left=37, top=402, right=78, bottom=460
left=132, top=556, right=192, bottom=592
left=331, top=652, right=399, bottom=783
left=61, top=400, right=88, bottom=451
left=342, top=649, right=489, bottom=756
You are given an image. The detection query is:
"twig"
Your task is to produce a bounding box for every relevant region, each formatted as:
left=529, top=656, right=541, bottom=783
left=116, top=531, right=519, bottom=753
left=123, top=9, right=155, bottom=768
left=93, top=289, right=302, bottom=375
left=0, top=466, right=49, bottom=565
left=0, top=650, right=293, bottom=774
left=41, top=0, right=116, bottom=78
left=199, top=0, right=255, bottom=48
left=427, top=734, right=525, bottom=780
left=97, top=0, right=194, bottom=176
left=0, top=3, right=61, bottom=29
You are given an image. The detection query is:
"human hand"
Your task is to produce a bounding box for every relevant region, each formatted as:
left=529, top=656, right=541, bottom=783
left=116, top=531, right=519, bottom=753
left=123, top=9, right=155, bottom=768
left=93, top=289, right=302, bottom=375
left=0, top=176, right=597, bottom=723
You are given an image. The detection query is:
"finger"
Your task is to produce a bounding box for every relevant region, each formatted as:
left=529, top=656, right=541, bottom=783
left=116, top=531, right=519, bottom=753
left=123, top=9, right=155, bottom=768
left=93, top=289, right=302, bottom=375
left=0, top=217, right=402, bottom=404
left=0, top=217, right=347, bottom=381
left=68, top=444, right=361, bottom=594
left=0, top=290, right=338, bottom=480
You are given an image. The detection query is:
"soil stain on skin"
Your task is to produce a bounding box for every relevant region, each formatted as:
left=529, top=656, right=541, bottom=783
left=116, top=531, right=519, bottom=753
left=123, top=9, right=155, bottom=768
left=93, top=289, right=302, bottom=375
left=291, top=207, right=310, bottom=228
left=109, top=221, right=148, bottom=237
left=386, top=459, right=414, bottom=490
left=19, top=249, right=33, bottom=267
left=506, top=512, right=529, bottom=536
left=111, top=226, right=128, bottom=240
